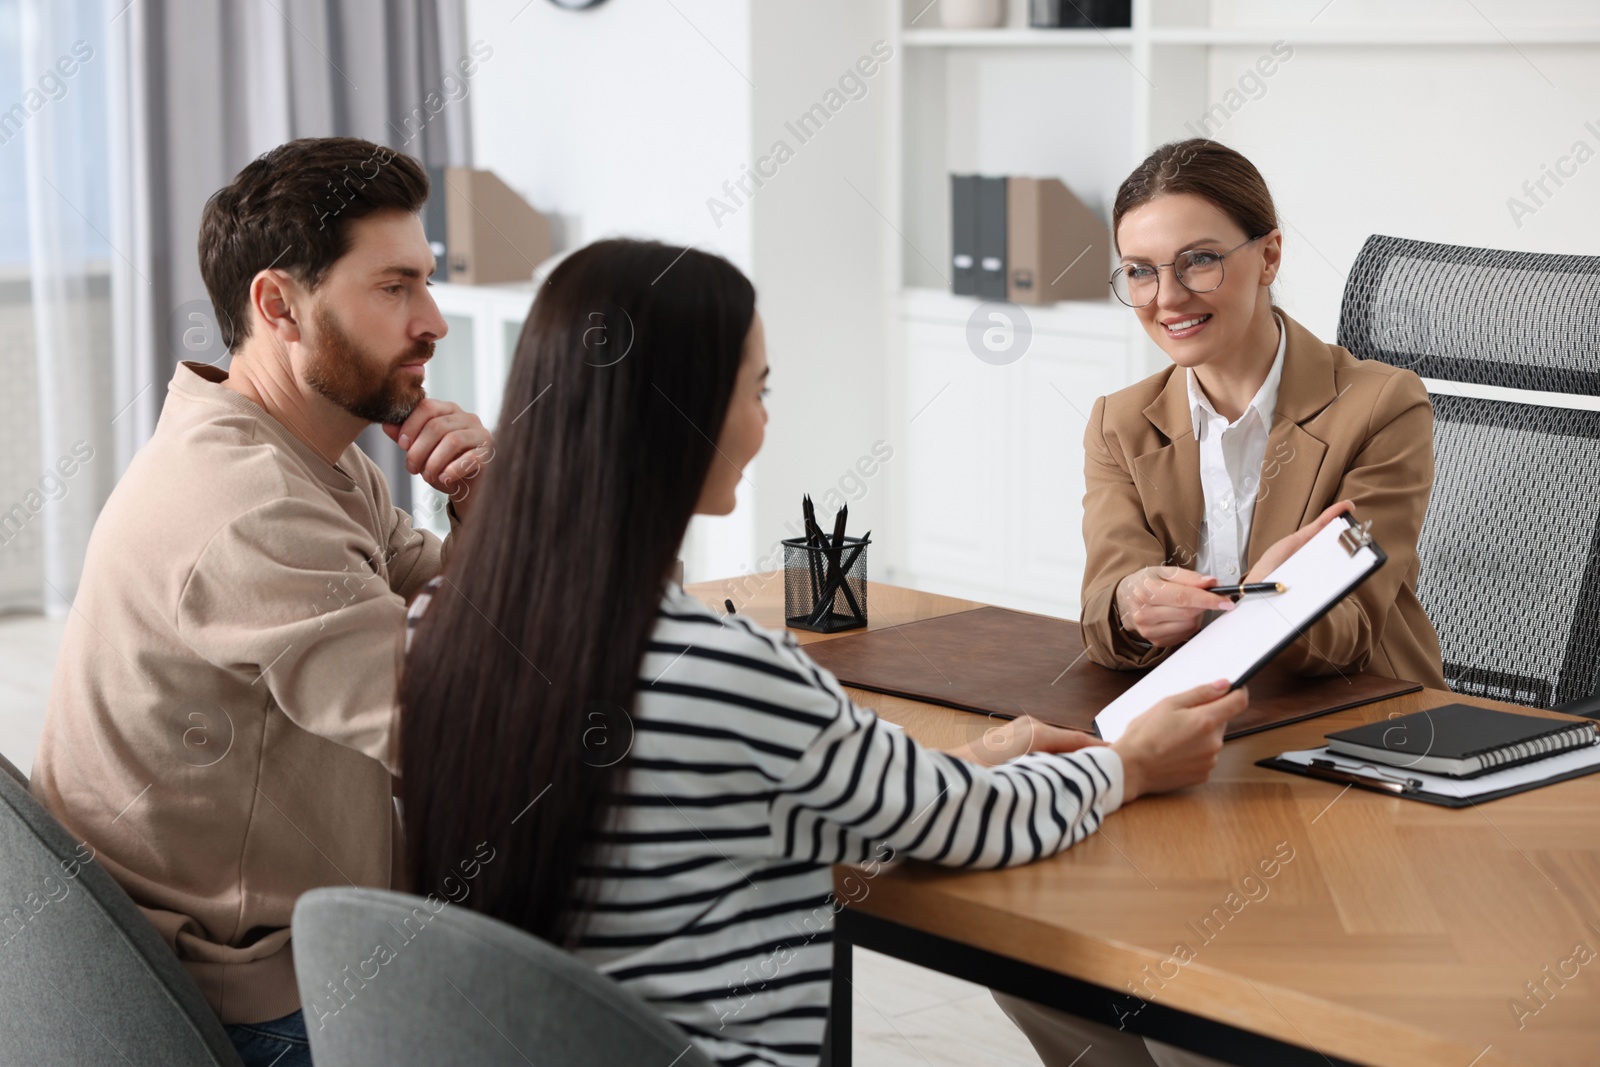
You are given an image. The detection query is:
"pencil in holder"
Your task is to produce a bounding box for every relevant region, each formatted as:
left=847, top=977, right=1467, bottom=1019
left=783, top=535, right=870, bottom=634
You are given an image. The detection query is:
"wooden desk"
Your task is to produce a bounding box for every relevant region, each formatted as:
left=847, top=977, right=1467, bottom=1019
left=686, top=577, right=1600, bottom=1067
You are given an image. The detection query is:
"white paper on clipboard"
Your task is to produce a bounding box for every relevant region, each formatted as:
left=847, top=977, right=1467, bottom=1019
left=1094, top=516, right=1384, bottom=743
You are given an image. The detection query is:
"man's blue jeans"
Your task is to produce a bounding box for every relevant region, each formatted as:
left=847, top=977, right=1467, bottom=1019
left=226, top=1008, right=313, bottom=1067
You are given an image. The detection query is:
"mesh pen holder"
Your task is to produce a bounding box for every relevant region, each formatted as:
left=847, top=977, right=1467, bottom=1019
left=783, top=536, right=870, bottom=634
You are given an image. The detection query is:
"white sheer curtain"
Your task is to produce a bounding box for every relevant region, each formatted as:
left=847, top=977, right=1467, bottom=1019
left=0, top=0, right=113, bottom=616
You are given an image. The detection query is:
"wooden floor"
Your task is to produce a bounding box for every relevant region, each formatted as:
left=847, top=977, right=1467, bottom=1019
left=0, top=614, right=1047, bottom=1067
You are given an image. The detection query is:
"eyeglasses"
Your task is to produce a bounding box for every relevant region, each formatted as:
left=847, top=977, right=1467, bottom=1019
left=1109, top=233, right=1267, bottom=308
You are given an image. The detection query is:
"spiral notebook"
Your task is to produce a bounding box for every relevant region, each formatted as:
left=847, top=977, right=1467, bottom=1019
left=1095, top=514, right=1386, bottom=742
left=1324, top=704, right=1599, bottom=778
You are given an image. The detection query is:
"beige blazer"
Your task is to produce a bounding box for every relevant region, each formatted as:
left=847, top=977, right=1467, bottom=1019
left=1080, top=311, right=1447, bottom=690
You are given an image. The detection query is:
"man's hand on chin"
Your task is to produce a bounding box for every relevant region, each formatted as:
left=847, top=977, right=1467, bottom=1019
left=383, top=399, right=495, bottom=522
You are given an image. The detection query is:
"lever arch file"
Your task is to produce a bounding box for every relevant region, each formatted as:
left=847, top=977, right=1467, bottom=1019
left=951, top=174, right=979, bottom=296
left=975, top=175, right=1009, bottom=300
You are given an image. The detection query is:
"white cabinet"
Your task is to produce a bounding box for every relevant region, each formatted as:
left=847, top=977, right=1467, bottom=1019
left=902, top=317, right=1006, bottom=585
left=1010, top=326, right=1129, bottom=606
left=410, top=281, right=535, bottom=536
left=896, top=289, right=1140, bottom=619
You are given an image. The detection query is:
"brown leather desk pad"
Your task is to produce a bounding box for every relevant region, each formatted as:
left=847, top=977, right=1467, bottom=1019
left=803, top=606, right=1423, bottom=738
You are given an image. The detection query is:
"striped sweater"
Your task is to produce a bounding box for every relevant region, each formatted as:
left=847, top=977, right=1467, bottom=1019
left=409, top=582, right=1124, bottom=1066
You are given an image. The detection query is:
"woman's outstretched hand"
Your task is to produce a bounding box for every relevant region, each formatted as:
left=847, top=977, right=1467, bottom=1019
left=1113, top=679, right=1247, bottom=802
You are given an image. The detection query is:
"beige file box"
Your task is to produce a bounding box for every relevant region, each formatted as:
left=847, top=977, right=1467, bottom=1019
left=1006, top=177, right=1111, bottom=304
left=443, top=167, right=551, bottom=285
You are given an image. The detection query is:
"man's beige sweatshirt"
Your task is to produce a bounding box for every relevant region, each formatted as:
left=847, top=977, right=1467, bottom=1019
left=31, top=361, right=454, bottom=1025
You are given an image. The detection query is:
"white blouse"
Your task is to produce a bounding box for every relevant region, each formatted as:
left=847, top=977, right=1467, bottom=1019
left=1186, top=314, right=1287, bottom=582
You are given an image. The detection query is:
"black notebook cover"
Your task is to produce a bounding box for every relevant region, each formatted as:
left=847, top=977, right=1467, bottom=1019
left=1326, top=704, right=1588, bottom=762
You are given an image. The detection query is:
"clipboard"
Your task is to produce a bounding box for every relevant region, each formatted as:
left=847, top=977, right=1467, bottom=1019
left=1094, top=514, right=1386, bottom=742
left=1258, top=742, right=1600, bottom=807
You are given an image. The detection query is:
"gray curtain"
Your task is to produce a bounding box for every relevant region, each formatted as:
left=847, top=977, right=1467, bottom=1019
left=107, top=0, right=472, bottom=515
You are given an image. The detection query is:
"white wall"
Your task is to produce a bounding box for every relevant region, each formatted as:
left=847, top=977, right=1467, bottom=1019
left=465, top=0, right=893, bottom=588
left=1197, top=3, right=1600, bottom=338
left=465, top=0, right=754, bottom=265
left=464, top=0, right=756, bottom=582
left=745, top=2, right=894, bottom=590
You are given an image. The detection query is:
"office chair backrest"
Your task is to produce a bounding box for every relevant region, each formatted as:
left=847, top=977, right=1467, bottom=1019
left=1338, top=235, right=1600, bottom=710
left=0, top=753, right=244, bottom=1065
left=292, top=887, right=718, bottom=1067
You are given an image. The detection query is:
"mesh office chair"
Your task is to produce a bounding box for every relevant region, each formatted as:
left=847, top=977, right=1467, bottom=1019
left=0, top=750, right=244, bottom=1065
left=1338, top=235, right=1600, bottom=714
left=293, top=887, right=718, bottom=1067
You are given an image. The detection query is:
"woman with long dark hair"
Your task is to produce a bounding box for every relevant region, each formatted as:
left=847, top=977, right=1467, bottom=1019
left=401, top=238, right=1245, bottom=1067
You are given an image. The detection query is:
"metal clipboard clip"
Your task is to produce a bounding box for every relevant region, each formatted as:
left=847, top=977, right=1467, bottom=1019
left=1338, top=518, right=1374, bottom=556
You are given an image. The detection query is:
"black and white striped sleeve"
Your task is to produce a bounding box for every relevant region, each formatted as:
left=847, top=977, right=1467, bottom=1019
left=761, top=636, right=1124, bottom=870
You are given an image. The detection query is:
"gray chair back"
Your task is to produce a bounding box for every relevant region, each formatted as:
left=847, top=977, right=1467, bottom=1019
left=292, top=886, right=717, bottom=1067
left=0, top=751, right=243, bottom=1065
left=1338, top=235, right=1600, bottom=713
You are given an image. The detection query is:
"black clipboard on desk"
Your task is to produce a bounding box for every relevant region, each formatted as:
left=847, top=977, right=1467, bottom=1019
left=1258, top=741, right=1600, bottom=807
left=1094, top=514, right=1387, bottom=742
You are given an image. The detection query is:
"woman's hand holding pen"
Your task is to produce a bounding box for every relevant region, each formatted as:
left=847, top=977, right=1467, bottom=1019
left=1116, top=500, right=1358, bottom=647
left=1115, top=566, right=1234, bottom=647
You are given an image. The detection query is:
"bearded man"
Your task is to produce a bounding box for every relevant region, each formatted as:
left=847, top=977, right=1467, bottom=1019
left=31, top=137, right=494, bottom=1066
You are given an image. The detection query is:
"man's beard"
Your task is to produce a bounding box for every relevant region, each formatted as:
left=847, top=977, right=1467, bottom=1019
left=303, top=305, right=433, bottom=425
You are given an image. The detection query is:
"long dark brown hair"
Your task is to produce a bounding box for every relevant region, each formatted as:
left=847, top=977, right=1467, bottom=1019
left=1112, top=138, right=1279, bottom=246
left=400, top=239, right=756, bottom=944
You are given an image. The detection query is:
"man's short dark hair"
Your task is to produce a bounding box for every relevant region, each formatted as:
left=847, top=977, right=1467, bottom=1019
left=198, top=137, right=430, bottom=351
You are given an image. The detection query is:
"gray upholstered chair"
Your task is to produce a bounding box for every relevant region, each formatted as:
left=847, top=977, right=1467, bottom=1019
left=292, top=887, right=718, bottom=1067
left=1338, top=235, right=1600, bottom=715
left=0, top=750, right=244, bottom=1065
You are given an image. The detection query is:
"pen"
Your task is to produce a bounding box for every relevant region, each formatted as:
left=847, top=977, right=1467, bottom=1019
left=1306, top=758, right=1421, bottom=793
left=810, top=507, right=862, bottom=624
left=1210, top=582, right=1287, bottom=599
left=809, top=534, right=869, bottom=625
left=801, top=495, right=826, bottom=591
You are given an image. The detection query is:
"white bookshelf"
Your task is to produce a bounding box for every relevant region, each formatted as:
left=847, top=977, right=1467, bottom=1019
left=905, top=27, right=1600, bottom=47
left=902, top=28, right=1136, bottom=47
